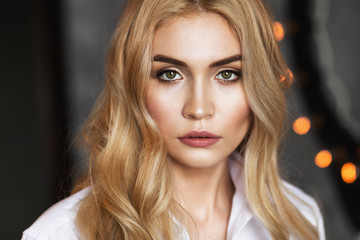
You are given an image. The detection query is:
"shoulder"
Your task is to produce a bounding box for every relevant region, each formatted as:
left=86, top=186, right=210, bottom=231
left=22, top=187, right=90, bottom=240
left=283, top=182, right=326, bottom=239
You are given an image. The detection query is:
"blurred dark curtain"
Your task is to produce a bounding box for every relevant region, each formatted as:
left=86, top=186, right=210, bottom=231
left=1, top=1, right=71, bottom=239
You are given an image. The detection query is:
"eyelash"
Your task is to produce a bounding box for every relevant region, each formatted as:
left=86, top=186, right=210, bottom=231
left=155, top=69, right=183, bottom=83
left=155, top=69, right=242, bottom=84
left=215, top=69, right=242, bottom=84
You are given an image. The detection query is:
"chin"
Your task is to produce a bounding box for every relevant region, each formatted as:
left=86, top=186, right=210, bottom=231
left=169, top=150, right=228, bottom=169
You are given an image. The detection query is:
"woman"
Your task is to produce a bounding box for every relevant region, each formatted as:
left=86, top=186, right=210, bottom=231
left=22, top=0, right=325, bottom=239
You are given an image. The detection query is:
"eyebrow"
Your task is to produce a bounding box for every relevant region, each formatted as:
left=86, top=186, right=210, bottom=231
left=153, top=55, right=187, bottom=67
left=152, top=54, right=242, bottom=68
left=210, top=55, right=242, bottom=67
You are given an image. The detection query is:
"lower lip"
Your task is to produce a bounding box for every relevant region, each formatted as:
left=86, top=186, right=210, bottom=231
left=179, top=138, right=220, bottom=147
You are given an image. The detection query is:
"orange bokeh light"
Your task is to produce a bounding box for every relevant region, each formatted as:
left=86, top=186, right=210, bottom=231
left=341, top=163, right=357, bottom=184
left=293, top=117, right=311, bottom=135
left=280, top=69, right=294, bottom=86
left=288, top=69, right=294, bottom=82
left=315, top=150, right=332, bottom=168
left=273, top=21, right=285, bottom=41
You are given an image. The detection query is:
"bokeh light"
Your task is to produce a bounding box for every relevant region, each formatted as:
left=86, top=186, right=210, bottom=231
left=341, top=163, right=357, bottom=184
left=287, top=69, right=294, bottom=83
left=273, top=21, right=285, bottom=41
left=280, top=69, right=294, bottom=86
left=315, top=150, right=332, bottom=168
left=293, top=117, right=311, bottom=135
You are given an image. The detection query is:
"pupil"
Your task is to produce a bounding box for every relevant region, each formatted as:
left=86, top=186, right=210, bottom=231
left=166, top=71, right=176, bottom=79
left=222, top=72, right=231, bottom=79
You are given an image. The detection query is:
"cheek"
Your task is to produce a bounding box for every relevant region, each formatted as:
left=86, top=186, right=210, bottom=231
left=146, top=91, right=162, bottom=124
left=219, top=88, right=250, bottom=134
left=233, top=102, right=250, bottom=125
left=145, top=87, right=177, bottom=133
left=230, top=105, right=250, bottom=137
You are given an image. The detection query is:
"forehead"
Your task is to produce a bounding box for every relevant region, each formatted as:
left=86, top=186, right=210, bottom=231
left=152, top=12, right=241, bottom=61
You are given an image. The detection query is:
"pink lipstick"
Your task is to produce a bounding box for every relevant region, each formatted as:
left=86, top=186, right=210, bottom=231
left=178, top=131, right=221, bottom=148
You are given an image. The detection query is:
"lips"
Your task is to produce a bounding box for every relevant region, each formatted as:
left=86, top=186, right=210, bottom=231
left=178, top=131, right=221, bottom=148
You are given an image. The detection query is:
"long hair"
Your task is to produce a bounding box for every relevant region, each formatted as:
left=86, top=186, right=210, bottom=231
left=74, top=0, right=319, bottom=239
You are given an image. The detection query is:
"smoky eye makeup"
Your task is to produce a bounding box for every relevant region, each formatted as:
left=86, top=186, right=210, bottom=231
left=155, top=68, right=183, bottom=83
left=215, top=69, right=242, bottom=84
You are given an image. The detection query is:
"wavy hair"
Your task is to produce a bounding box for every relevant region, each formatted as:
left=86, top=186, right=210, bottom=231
left=73, top=0, right=319, bottom=239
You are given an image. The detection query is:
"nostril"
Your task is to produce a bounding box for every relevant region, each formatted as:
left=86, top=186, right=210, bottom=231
left=182, top=89, right=215, bottom=119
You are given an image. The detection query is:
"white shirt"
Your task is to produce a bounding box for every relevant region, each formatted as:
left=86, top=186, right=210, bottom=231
left=22, top=153, right=325, bottom=240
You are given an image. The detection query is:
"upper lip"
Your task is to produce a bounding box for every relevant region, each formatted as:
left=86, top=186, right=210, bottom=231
left=178, top=131, right=220, bottom=139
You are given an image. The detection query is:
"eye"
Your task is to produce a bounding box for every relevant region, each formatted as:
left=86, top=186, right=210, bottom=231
left=215, top=70, right=241, bottom=82
left=156, top=70, right=183, bottom=82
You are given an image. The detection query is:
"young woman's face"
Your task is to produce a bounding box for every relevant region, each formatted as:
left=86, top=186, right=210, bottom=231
left=146, top=12, right=250, bottom=169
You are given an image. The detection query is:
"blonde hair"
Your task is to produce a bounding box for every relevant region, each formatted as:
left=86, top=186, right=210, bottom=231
left=74, top=0, right=319, bottom=239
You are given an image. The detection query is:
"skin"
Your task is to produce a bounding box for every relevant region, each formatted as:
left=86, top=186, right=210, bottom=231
left=146, top=12, right=250, bottom=240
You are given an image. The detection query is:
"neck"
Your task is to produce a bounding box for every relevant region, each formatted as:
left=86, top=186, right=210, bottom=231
left=171, top=158, right=235, bottom=225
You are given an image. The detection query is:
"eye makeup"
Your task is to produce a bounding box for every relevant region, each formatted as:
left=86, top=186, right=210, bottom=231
left=215, top=69, right=242, bottom=84
left=156, top=69, right=183, bottom=83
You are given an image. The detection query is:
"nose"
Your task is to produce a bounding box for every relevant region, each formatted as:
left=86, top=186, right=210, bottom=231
left=182, top=79, right=215, bottom=120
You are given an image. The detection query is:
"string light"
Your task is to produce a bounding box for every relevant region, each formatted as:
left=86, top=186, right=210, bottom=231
left=293, top=117, right=311, bottom=135
left=341, top=163, right=357, bottom=184
left=273, top=21, right=285, bottom=41
left=315, top=150, right=332, bottom=168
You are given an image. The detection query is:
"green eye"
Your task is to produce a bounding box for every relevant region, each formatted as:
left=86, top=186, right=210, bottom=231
left=156, top=70, right=183, bottom=82
left=221, top=71, right=232, bottom=79
left=216, top=70, right=241, bottom=82
left=165, top=71, right=177, bottom=79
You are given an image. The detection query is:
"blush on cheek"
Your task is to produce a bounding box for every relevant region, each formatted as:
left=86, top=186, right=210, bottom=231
left=229, top=101, right=251, bottom=141
left=145, top=87, right=158, bottom=119
left=145, top=91, right=168, bottom=128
